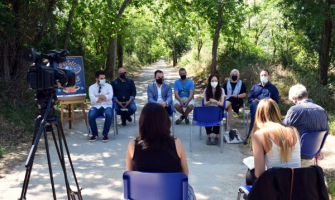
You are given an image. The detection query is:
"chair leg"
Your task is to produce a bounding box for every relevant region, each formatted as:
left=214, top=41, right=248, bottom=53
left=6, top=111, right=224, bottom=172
left=199, top=126, right=202, bottom=140
left=134, top=112, right=136, bottom=124
left=220, top=121, right=224, bottom=153
left=237, top=192, right=241, bottom=200
left=190, top=120, right=193, bottom=152
left=172, top=112, right=175, bottom=136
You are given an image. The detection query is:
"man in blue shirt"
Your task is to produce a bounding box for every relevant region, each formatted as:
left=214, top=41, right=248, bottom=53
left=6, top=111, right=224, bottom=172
left=173, top=68, right=195, bottom=124
left=111, top=68, right=137, bottom=126
left=248, top=69, right=279, bottom=135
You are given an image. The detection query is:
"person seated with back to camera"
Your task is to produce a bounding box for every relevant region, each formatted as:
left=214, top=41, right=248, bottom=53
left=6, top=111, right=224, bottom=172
left=203, top=74, right=226, bottom=146
left=174, top=68, right=195, bottom=125
left=246, top=98, right=301, bottom=185
left=88, top=70, right=113, bottom=143
left=147, top=70, right=174, bottom=115
left=126, top=103, right=196, bottom=200
left=111, top=67, right=137, bottom=126
left=222, top=69, right=247, bottom=134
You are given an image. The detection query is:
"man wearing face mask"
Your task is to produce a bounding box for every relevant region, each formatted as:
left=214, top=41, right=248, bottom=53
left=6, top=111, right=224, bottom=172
left=88, top=70, right=114, bottom=142
left=173, top=68, right=195, bottom=124
left=247, top=69, right=279, bottom=136
left=111, top=68, right=137, bottom=126
left=147, top=70, right=174, bottom=115
left=223, top=69, right=247, bottom=131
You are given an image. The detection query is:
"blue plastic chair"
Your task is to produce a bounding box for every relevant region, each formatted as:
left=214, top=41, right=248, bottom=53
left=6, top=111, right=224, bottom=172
left=300, top=131, right=328, bottom=165
left=113, top=98, right=136, bottom=136
left=123, top=171, right=188, bottom=200
left=170, top=111, right=176, bottom=136
left=237, top=185, right=252, bottom=200
left=190, top=106, right=225, bottom=153
left=87, top=106, right=116, bottom=140
left=201, top=98, right=229, bottom=131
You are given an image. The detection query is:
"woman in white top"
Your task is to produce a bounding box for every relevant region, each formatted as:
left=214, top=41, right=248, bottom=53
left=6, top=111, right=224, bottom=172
left=203, top=75, right=225, bottom=145
left=247, top=98, right=301, bottom=184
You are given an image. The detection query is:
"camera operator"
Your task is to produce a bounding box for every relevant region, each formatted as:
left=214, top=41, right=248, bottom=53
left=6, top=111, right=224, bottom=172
left=88, top=70, right=113, bottom=143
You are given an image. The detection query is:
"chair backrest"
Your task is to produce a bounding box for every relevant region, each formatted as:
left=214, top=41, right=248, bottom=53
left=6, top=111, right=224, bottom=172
left=193, top=106, right=223, bottom=126
left=248, top=166, right=329, bottom=200
left=123, top=171, right=188, bottom=200
left=300, top=131, right=328, bottom=157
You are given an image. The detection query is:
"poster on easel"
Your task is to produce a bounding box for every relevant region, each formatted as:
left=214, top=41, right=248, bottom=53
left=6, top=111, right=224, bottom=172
left=55, top=56, right=86, bottom=98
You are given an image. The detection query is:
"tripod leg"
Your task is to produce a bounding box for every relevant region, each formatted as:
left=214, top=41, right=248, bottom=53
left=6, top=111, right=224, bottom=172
left=44, top=126, right=57, bottom=200
left=19, top=117, right=42, bottom=200
left=56, top=119, right=83, bottom=199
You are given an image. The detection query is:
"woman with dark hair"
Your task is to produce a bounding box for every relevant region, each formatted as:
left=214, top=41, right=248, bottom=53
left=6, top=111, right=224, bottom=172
left=126, top=103, right=196, bottom=199
left=203, top=75, right=226, bottom=145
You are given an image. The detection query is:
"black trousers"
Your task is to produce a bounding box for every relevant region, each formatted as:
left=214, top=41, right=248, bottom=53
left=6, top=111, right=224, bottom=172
left=205, top=126, right=220, bottom=135
left=245, top=169, right=257, bottom=185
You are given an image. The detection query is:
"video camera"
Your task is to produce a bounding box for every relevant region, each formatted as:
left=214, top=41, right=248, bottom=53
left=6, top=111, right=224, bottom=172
left=24, top=48, right=75, bottom=90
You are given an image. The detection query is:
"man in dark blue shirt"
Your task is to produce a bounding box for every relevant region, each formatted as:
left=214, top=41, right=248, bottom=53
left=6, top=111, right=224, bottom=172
left=111, top=68, right=137, bottom=126
left=248, top=69, right=279, bottom=135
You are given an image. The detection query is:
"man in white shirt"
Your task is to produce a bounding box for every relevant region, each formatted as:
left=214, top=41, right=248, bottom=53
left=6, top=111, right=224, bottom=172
left=88, top=70, right=113, bottom=142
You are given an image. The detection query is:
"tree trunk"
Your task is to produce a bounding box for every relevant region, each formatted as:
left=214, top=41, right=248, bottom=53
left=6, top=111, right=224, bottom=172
left=318, top=13, right=332, bottom=85
left=173, top=49, right=177, bottom=66
left=3, top=42, right=10, bottom=82
left=34, top=0, right=56, bottom=45
left=51, top=17, right=58, bottom=50
left=105, top=0, right=132, bottom=78
left=117, top=35, right=123, bottom=69
left=63, top=0, right=78, bottom=50
left=210, top=2, right=224, bottom=75
left=196, top=21, right=203, bottom=61
left=106, top=37, right=117, bottom=78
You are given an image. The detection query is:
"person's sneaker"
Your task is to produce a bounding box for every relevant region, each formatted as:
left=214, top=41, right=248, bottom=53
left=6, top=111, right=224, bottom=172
left=184, top=117, right=190, bottom=124
left=206, top=138, right=212, bottom=145
left=127, top=116, right=132, bottom=122
left=89, top=135, right=98, bottom=142
left=176, top=115, right=185, bottom=125
left=102, top=135, right=108, bottom=143
left=213, top=137, right=219, bottom=145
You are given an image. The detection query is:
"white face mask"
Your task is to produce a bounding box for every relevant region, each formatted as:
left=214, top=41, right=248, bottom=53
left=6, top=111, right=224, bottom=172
left=211, top=82, right=218, bottom=88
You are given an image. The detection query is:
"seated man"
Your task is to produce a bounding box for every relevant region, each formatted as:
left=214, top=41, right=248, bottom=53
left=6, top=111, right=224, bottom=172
left=248, top=69, right=279, bottom=135
left=283, top=84, right=329, bottom=136
left=223, top=69, right=247, bottom=131
left=173, top=68, right=195, bottom=124
left=111, top=68, right=137, bottom=126
left=88, top=70, right=113, bottom=142
left=147, top=70, right=173, bottom=115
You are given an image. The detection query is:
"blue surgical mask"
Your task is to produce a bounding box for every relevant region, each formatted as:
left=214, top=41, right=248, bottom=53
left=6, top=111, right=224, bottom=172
left=99, top=79, right=106, bottom=85
left=261, top=76, right=268, bottom=83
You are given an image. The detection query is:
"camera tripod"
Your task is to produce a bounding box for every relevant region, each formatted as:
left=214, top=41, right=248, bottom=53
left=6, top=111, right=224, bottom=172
left=19, top=91, right=82, bottom=200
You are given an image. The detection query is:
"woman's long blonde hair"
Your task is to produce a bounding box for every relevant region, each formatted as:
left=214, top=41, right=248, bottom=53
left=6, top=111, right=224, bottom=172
left=251, top=99, right=299, bottom=162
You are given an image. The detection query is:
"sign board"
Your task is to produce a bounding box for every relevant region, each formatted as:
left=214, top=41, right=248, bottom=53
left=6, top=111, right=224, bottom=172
left=55, top=56, right=86, bottom=98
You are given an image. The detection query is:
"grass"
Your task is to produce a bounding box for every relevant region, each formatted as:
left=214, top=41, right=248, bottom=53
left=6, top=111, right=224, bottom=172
left=0, top=146, right=5, bottom=158
left=327, top=171, right=335, bottom=199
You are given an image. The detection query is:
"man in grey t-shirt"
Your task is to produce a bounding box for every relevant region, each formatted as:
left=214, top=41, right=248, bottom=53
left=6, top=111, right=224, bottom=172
left=283, top=84, right=329, bottom=136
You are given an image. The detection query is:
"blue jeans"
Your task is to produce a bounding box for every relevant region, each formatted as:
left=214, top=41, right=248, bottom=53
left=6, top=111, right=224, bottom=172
left=114, top=101, right=137, bottom=119
left=248, top=102, right=258, bottom=135
left=88, top=107, right=113, bottom=136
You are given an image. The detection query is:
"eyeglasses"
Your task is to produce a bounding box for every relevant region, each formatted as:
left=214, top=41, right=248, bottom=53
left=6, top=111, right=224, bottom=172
left=98, top=86, right=101, bottom=93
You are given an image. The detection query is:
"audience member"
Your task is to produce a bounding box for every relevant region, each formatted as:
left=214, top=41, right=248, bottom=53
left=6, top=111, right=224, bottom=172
left=126, top=103, right=196, bottom=200
left=247, top=69, right=279, bottom=135
left=203, top=75, right=225, bottom=146
left=147, top=70, right=173, bottom=115
left=111, top=68, right=137, bottom=126
left=246, top=99, right=300, bottom=185
left=88, top=70, right=113, bottom=142
left=222, top=69, right=247, bottom=131
left=283, top=84, right=329, bottom=136
left=174, top=68, right=195, bottom=125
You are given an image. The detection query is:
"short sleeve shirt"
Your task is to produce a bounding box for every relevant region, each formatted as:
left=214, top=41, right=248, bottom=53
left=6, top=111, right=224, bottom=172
left=174, top=78, right=194, bottom=98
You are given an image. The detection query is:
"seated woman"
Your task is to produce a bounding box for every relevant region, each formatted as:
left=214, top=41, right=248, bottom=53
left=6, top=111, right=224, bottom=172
left=126, top=103, right=196, bottom=200
left=203, top=75, right=226, bottom=145
left=222, top=69, right=247, bottom=132
left=246, top=98, right=301, bottom=185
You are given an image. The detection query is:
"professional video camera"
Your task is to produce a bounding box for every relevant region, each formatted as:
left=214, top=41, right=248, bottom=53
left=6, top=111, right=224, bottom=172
left=24, top=48, right=75, bottom=90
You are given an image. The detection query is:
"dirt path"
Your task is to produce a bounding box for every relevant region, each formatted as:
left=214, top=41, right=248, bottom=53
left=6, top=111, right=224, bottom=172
left=0, top=60, right=334, bottom=200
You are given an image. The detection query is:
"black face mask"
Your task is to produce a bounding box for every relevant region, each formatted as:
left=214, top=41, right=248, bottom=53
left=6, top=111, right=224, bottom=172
left=180, top=75, right=186, bottom=80
left=231, top=75, right=238, bottom=81
left=156, top=78, right=163, bottom=84
left=119, top=73, right=126, bottom=79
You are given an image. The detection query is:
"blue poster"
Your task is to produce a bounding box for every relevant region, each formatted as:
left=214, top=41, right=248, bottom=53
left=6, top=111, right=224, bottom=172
left=55, top=56, right=86, bottom=98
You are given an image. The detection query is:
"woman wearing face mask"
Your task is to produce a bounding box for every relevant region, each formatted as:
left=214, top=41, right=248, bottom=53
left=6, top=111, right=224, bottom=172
left=203, top=75, right=226, bottom=145
left=222, top=69, right=247, bottom=132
